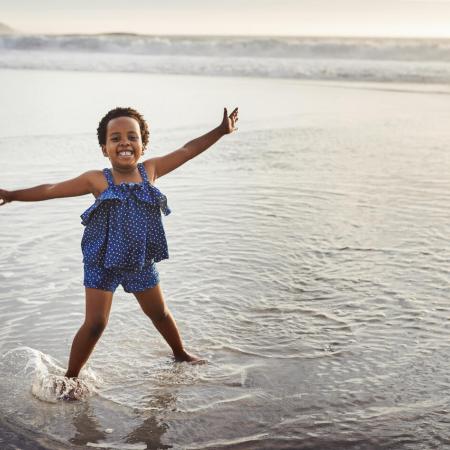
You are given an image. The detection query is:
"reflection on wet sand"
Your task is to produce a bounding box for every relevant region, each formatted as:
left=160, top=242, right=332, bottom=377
left=69, top=390, right=177, bottom=449
left=69, top=403, right=106, bottom=447
left=124, top=415, right=171, bottom=450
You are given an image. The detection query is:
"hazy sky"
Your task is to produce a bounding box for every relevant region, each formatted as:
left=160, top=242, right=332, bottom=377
left=2, top=0, right=450, bottom=37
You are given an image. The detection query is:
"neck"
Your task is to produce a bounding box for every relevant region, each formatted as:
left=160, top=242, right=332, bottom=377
left=112, top=164, right=138, bottom=175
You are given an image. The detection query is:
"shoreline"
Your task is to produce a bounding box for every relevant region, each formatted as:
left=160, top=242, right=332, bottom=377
left=0, top=64, right=449, bottom=90
left=1, top=66, right=449, bottom=93
left=0, top=67, right=448, bottom=141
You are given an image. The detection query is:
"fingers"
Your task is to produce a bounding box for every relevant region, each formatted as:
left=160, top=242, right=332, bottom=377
left=222, top=107, right=239, bottom=133
left=228, top=107, right=238, bottom=119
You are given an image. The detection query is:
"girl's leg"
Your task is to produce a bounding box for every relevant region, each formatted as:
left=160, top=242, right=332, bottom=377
left=133, top=284, right=205, bottom=364
left=65, top=288, right=114, bottom=378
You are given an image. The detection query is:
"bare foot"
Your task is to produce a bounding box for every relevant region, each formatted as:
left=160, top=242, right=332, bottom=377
left=174, top=351, right=207, bottom=365
left=54, top=377, right=86, bottom=401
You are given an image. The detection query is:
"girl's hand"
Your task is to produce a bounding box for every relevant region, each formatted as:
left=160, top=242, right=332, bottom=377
left=220, top=107, right=239, bottom=135
left=0, top=189, right=12, bottom=206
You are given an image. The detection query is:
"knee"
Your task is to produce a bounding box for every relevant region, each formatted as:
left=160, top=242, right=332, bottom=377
left=84, top=318, right=108, bottom=339
left=151, top=308, right=169, bottom=323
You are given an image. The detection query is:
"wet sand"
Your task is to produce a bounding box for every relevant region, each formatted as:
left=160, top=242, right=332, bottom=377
left=1, top=68, right=450, bottom=449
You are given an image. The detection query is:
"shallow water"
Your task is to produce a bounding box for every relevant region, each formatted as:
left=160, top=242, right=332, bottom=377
left=1, top=70, right=450, bottom=449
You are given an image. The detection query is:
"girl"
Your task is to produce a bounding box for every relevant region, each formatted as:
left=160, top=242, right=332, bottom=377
left=0, top=106, right=239, bottom=388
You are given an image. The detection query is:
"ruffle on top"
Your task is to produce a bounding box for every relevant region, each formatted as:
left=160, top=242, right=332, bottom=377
left=80, top=182, right=170, bottom=226
left=80, top=169, right=171, bottom=272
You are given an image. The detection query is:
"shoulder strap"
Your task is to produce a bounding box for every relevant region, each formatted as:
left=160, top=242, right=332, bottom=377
left=103, top=168, right=115, bottom=187
left=138, top=162, right=150, bottom=184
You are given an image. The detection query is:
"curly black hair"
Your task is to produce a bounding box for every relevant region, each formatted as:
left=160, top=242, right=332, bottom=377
left=97, top=107, right=150, bottom=149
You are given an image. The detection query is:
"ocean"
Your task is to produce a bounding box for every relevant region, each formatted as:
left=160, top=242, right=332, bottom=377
left=1, top=34, right=450, bottom=84
left=1, top=33, right=450, bottom=449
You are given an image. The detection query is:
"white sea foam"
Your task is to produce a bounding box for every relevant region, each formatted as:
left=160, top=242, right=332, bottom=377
left=0, top=34, right=449, bottom=83
left=1, top=34, right=449, bottom=61
left=86, top=442, right=147, bottom=449
left=1, top=346, right=101, bottom=403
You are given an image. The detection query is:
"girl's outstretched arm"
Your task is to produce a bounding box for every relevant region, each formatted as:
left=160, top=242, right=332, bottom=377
left=148, top=107, right=238, bottom=179
left=0, top=171, right=95, bottom=206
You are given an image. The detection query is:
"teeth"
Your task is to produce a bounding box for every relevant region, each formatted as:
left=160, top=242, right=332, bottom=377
left=119, top=151, right=132, bottom=156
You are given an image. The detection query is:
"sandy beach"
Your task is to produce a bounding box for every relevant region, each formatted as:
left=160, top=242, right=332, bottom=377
left=1, top=67, right=450, bottom=449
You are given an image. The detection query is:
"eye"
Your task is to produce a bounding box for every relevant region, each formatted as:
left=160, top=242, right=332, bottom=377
left=129, top=135, right=138, bottom=141
left=111, top=137, right=119, bottom=142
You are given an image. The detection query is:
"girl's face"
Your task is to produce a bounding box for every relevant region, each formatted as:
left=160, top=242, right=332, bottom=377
left=102, top=116, right=144, bottom=168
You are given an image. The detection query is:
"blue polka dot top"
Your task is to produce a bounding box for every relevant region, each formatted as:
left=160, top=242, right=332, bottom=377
left=80, top=162, right=171, bottom=272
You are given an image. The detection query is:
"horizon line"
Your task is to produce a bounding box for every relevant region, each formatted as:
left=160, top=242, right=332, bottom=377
left=2, top=30, right=450, bottom=40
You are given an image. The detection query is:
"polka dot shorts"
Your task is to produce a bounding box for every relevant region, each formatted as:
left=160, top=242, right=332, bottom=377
left=84, top=262, right=160, bottom=293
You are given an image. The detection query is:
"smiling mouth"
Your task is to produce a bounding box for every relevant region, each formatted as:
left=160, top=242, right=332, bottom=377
left=118, top=150, right=133, bottom=157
